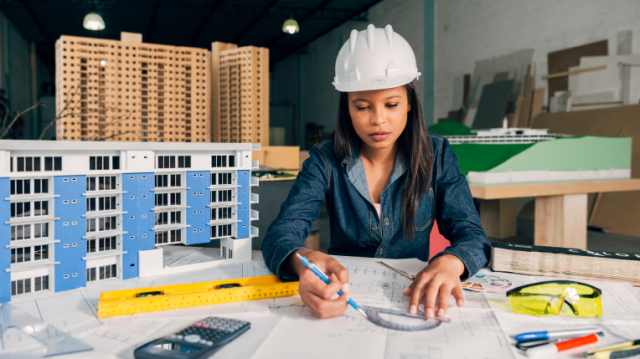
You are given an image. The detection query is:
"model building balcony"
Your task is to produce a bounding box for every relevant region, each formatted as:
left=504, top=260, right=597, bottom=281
left=251, top=210, right=258, bottom=221
left=250, top=177, right=259, bottom=187
left=250, top=226, right=258, bottom=238
left=252, top=160, right=259, bottom=169
left=250, top=193, right=259, bottom=204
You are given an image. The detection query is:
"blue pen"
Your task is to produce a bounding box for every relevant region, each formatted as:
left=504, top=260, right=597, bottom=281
left=296, top=253, right=368, bottom=318
left=515, top=328, right=601, bottom=342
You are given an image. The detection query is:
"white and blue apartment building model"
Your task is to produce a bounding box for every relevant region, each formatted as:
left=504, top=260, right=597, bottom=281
left=0, top=140, right=260, bottom=303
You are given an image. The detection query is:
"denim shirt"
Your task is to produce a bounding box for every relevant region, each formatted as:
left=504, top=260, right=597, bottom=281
left=261, top=132, right=491, bottom=282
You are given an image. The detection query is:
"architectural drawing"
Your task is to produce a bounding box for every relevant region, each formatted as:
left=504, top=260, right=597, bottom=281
left=254, top=257, right=515, bottom=359
left=0, top=140, right=260, bottom=303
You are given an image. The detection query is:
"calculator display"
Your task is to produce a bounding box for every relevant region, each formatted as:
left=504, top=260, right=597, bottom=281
left=150, top=340, right=202, bottom=356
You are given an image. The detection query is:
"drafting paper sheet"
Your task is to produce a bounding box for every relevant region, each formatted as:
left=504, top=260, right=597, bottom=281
left=252, top=257, right=514, bottom=359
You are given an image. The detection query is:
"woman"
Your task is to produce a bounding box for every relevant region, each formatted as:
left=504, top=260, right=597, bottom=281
left=262, top=24, right=491, bottom=319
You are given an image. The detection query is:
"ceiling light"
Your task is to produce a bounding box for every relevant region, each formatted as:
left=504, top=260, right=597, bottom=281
left=282, top=18, right=299, bottom=34
left=99, top=60, right=106, bottom=66
left=83, top=13, right=105, bottom=31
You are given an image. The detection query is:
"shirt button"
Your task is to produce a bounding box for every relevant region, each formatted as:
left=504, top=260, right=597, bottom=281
left=385, top=218, right=389, bottom=226
left=379, top=249, right=383, bottom=254
left=372, top=226, right=377, bottom=231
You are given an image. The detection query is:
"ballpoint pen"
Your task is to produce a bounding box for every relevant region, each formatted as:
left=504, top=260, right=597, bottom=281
left=296, top=253, right=368, bottom=319
left=516, top=328, right=602, bottom=342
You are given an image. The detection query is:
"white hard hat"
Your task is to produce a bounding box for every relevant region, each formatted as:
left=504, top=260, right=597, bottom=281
left=332, top=24, right=421, bottom=92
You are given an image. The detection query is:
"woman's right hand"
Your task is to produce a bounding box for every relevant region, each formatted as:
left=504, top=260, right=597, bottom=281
left=288, top=248, right=350, bottom=319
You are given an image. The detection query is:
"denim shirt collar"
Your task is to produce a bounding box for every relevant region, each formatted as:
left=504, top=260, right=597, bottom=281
left=341, top=144, right=407, bottom=206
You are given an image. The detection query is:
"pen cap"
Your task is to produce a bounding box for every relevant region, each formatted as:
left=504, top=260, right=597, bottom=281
left=556, top=333, right=599, bottom=352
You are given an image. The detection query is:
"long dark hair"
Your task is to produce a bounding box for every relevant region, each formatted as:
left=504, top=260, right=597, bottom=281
left=333, top=82, right=433, bottom=240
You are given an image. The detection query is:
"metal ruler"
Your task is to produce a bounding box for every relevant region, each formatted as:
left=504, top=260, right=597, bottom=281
left=98, top=275, right=299, bottom=318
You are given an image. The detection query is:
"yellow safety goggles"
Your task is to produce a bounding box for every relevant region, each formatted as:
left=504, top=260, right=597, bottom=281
left=506, top=281, right=602, bottom=318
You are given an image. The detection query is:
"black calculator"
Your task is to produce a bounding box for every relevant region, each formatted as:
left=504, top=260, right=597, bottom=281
left=134, top=317, right=251, bottom=359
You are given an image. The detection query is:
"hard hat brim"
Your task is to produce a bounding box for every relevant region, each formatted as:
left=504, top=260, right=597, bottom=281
left=332, top=73, right=420, bottom=92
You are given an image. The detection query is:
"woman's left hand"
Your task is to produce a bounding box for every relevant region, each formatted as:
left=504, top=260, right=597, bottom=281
left=402, top=254, right=465, bottom=318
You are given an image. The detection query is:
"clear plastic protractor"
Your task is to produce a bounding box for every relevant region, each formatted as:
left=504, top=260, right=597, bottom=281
left=360, top=306, right=444, bottom=331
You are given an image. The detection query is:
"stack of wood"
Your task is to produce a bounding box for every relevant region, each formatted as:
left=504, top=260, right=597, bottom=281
left=457, top=49, right=545, bottom=129
left=545, top=36, right=640, bottom=113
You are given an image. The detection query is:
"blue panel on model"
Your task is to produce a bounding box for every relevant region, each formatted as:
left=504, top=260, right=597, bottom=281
left=54, top=175, right=88, bottom=292
left=0, top=178, right=11, bottom=303
left=185, top=171, right=210, bottom=245
left=121, top=172, right=154, bottom=280
left=235, top=170, right=250, bottom=239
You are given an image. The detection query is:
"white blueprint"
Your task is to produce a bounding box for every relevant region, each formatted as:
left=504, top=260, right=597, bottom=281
left=252, top=257, right=514, bottom=359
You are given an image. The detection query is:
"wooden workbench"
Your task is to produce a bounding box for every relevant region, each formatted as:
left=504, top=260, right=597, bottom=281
left=470, top=179, right=640, bottom=249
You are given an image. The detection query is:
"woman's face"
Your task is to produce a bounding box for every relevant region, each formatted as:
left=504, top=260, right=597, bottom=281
left=347, top=86, right=411, bottom=151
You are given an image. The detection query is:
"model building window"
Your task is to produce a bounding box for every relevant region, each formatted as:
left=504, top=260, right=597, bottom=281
left=12, top=276, right=48, bottom=295
left=33, top=275, right=49, bottom=292
left=11, top=224, right=30, bottom=241
left=86, top=196, right=117, bottom=212
left=211, top=172, right=232, bottom=186
left=89, top=156, right=120, bottom=170
left=11, top=223, right=49, bottom=241
left=155, top=192, right=181, bottom=207
left=87, top=264, right=117, bottom=282
left=11, top=244, right=48, bottom=264
left=33, top=179, right=49, bottom=194
left=211, top=155, right=235, bottom=168
left=210, top=224, right=232, bottom=239
left=12, top=201, right=49, bottom=217
left=211, top=207, right=232, bottom=221
left=87, top=176, right=117, bottom=191
left=10, top=179, right=29, bottom=195
left=13, top=157, right=41, bottom=172
left=155, top=211, right=181, bottom=225
left=33, top=201, right=49, bottom=216
left=155, top=174, right=181, bottom=188
left=87, top=216, right=117, bottom=232
left=10, top=202, right=30, bottom=218
left=40, top=156, right=63, bottom=171
left=87, top=236, right=117, bottom=253
left=155, top=229, right=181, bottom=244
left=156, top=155, right=191, bottom=169
left=210, top=189, right=232, bottom=203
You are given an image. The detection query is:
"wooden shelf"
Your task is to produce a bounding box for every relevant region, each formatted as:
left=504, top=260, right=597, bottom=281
left=470, top=179, right=640, bottom=200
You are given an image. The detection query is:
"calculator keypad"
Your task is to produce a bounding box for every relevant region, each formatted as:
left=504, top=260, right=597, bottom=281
left=169, top=317, right=250, bottom=347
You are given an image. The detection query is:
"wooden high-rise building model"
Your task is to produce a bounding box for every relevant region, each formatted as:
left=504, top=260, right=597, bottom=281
left=55, top=32, right=210, bottom=143
left=211, top=42, right=269, bottom=145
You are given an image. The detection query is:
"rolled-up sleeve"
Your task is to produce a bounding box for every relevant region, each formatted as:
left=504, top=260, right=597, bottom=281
left=261, top=144, right=331, bottom=281
left=431, top=138, right=491, bottom=279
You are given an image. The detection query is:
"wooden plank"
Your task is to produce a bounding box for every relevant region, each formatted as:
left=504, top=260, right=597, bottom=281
left=528, top=88, right=546, bottom=126
left=478, top=199, right=517, bottom=239
left=542, top=65, right=607, bottom=80
left=572, top=101, right=623, bottom=107
left=547, top=40, right=608, bottom=101
left=534, top=194, right=588, bottom=249
left=469, top=179, right=640, bottom=200
left=516, top=65, right=533, bottom=128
